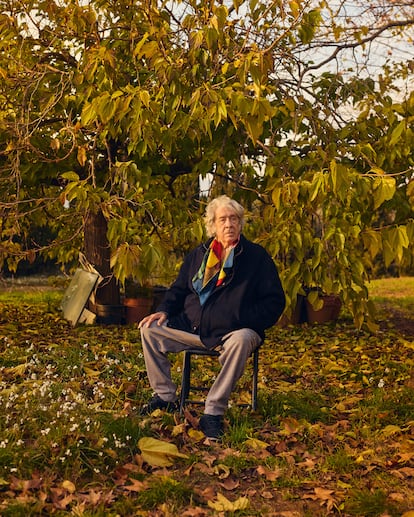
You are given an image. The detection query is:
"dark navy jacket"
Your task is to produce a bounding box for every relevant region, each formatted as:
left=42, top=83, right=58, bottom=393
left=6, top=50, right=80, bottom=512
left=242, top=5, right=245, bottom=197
left=157, top=235, right=286, bottom=349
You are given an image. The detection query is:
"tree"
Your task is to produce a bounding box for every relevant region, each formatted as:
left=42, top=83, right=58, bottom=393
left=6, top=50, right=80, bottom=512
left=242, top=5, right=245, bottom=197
left=0, top=0, right=413, bottom=329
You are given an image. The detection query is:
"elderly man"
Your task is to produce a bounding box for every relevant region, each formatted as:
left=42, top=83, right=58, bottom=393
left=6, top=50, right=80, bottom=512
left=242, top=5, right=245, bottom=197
left=139, top=195, right=285, bottom=439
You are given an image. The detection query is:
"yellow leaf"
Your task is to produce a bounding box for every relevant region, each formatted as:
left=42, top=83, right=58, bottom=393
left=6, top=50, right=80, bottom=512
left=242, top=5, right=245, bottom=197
left=62, top=480, right=76, bottom=493
left=77, top=146, right=87, bottom=166
left=289, top=1, right=300, bottom=18
left=138, top=437, right=188, bottom=468
left=402, top=340, right=414, bottom=350
left=213, top=464, right=231, bottom=479
left=171, top=423, right=186, bottom=437
left=380, top=424, right=402, bottom=437
left=355, top=449, right=375, bottom=463
left=208, top=493, right=249, bottom=512
left=402, top=512, right=414, bottom=517
left=5, top=364, right=26, bottom=377
left=244, top=437, right=270, bottom=449
left=83, top=366, right=101, bottom=377
left=188, top=429, right=205, bottom=441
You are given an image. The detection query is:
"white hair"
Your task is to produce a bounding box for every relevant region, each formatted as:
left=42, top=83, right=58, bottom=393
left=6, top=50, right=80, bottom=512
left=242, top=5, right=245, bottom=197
left=204, top=195, right=245, bottom=237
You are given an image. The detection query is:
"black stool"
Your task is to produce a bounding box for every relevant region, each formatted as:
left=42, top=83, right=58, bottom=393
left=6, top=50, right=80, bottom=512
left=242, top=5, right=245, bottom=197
left=179, top=346, right=260, bottom=413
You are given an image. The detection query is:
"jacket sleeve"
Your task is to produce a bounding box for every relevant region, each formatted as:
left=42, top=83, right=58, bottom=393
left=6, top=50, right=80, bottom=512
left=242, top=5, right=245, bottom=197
left=242, top=251, right=286, bottom=331
left=155, top=250, right=195, bottom=317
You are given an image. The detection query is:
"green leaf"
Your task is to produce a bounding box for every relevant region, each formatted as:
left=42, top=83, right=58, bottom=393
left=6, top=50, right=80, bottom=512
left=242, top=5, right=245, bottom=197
left=307, top=290, right=324, bottom=311
left=362, top=230, right=381, bottom=259
left=372, top=177, right=396, bottom=209
left=389, top=120, right=405, bottom=146
left=309, top=173, right=324, bottom=202
left=61, top=172, right=80, bottom=181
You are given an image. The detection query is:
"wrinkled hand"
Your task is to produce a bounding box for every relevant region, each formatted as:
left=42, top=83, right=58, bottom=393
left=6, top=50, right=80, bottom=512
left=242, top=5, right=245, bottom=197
left=138, top=311, right=167, bottom=328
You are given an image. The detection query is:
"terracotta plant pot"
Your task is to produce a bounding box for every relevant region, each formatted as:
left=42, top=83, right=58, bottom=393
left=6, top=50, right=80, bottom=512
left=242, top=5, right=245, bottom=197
left=277, top=294, right=307, bottom=327
left=306, top=295, right=342, bottom=324
left=124, top=297, right=153, bottom=324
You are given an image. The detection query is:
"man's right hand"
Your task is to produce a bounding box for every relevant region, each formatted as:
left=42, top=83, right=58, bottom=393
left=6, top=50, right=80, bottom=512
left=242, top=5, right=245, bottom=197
left=138, top=311, right=168, bottom=328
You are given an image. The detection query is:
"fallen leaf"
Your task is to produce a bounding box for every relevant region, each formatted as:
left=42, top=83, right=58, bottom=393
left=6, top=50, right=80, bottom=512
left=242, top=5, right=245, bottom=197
left=397, top=467, right=414, bottom=478
left=79, top=489, right=103, bottom=505
left=244, top=437, right=269, bottom=449
left=219, top=477, right=239, bottom=490
left=388, top=492, right=406, bottom=502
left=52, top=494, right=74, bottom=510
left=61, top=480, right=76, bottom=493
left=297, top=457, right=316, bottom=469
left=213, top=463, right=231, bottom=479
left=256, top=465, right=282, bottom=481
left=83, top=366, right=102, bottom=377
left=198, top=485, right=215, bottom=501
left=398, top=452, right=414, bottom=463
left=172, top=423, right=186, bottom=436
left=303, top=487, right=336, bottom=510
left=380, top=424, right=402, bottom=437
left=123, top=478, right=147, bottom=492
left=188, top=428, right=205, bottom=441
left=279, top=417, right=302, bottom=435
left=184, top=409, right=199, bottom=428
left=200, top=452, right=217, bottom=467
left=138, top=437, right=188, bottom=467
left=314, top=487, right=335, bottom=500
left=182, top=506, right=208, bottom=516
left=261, top=490, right=274, bottom=499
left=5, top=364, right=27, bottom=377
left=208, top=493, right=249, bottom=512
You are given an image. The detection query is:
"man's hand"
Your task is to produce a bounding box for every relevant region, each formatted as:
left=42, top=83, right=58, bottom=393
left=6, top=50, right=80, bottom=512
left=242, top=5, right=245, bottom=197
left=138, top=311, right=168, bottom=328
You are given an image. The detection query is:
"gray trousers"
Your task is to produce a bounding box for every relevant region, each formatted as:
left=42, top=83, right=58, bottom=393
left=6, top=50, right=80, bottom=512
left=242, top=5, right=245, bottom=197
left=140, top=323, right=261, bottom=416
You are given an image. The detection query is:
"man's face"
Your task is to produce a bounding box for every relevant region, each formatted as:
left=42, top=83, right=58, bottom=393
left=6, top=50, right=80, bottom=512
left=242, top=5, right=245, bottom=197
left=214, top=206, right=242, bottom=247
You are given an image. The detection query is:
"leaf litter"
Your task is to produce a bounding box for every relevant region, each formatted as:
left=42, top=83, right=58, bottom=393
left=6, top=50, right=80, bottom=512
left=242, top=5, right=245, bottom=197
left=0, top=291, right=413, bottom=515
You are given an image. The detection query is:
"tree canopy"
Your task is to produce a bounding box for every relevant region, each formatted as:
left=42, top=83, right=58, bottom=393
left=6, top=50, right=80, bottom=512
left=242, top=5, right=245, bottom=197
left=0, top=0, right=413, bottom=329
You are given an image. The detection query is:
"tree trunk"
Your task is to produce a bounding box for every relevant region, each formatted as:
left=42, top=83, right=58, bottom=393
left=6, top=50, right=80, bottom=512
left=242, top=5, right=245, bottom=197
left=84, top=209, right=120, bottom=305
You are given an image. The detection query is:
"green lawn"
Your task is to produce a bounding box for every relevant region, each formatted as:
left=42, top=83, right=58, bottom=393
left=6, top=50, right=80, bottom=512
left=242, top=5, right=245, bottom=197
left=368, top=276, right=414, bottom=300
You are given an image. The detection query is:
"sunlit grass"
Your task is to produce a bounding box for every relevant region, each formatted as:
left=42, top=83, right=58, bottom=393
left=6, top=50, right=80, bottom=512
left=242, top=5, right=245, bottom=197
left=135, top=476, right=194, bottom=510
left=345, top=488, right=399, bottom=517
left=368, top=276, right=414, bottom=300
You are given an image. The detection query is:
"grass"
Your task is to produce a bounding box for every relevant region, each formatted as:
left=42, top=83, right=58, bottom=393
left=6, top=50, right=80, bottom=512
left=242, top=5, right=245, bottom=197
left=368, top=275, right=414, bottom=299
left=0, top=276, right=413, bottom=515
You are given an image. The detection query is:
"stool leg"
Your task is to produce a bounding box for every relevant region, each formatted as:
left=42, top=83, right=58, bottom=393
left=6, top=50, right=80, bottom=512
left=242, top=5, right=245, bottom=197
left=179, top=351, right=192, bottom=413
left=252, top=348, right=259, bottom=411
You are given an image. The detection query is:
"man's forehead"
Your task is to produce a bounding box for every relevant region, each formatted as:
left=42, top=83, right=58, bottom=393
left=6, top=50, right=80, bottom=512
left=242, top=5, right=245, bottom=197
left=215, top=206, right=237, bottom=217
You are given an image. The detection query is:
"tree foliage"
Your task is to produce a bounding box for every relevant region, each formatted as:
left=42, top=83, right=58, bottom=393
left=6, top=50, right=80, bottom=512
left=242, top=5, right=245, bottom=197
left=0, top=0, right=413, bottom=329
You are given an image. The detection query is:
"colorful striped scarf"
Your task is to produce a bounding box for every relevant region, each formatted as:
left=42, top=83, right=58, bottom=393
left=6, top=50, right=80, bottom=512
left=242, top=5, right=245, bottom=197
left=192, top=239, right=236, bottom=305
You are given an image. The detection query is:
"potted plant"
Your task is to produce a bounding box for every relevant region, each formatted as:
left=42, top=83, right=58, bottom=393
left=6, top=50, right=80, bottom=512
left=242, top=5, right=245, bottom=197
left=305, top=288, right=342, bottom=324
left=123, top=280, right=154, bottom=325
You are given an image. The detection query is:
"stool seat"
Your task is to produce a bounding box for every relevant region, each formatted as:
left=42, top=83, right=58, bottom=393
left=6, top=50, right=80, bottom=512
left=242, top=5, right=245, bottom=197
left=179, top=346, right=260, bottom=413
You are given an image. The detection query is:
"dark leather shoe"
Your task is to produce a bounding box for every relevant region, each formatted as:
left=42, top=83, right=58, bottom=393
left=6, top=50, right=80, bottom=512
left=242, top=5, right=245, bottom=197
left=199, top=414, right=224, bottom=440
left=140, top=395, right=178, bottom=415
